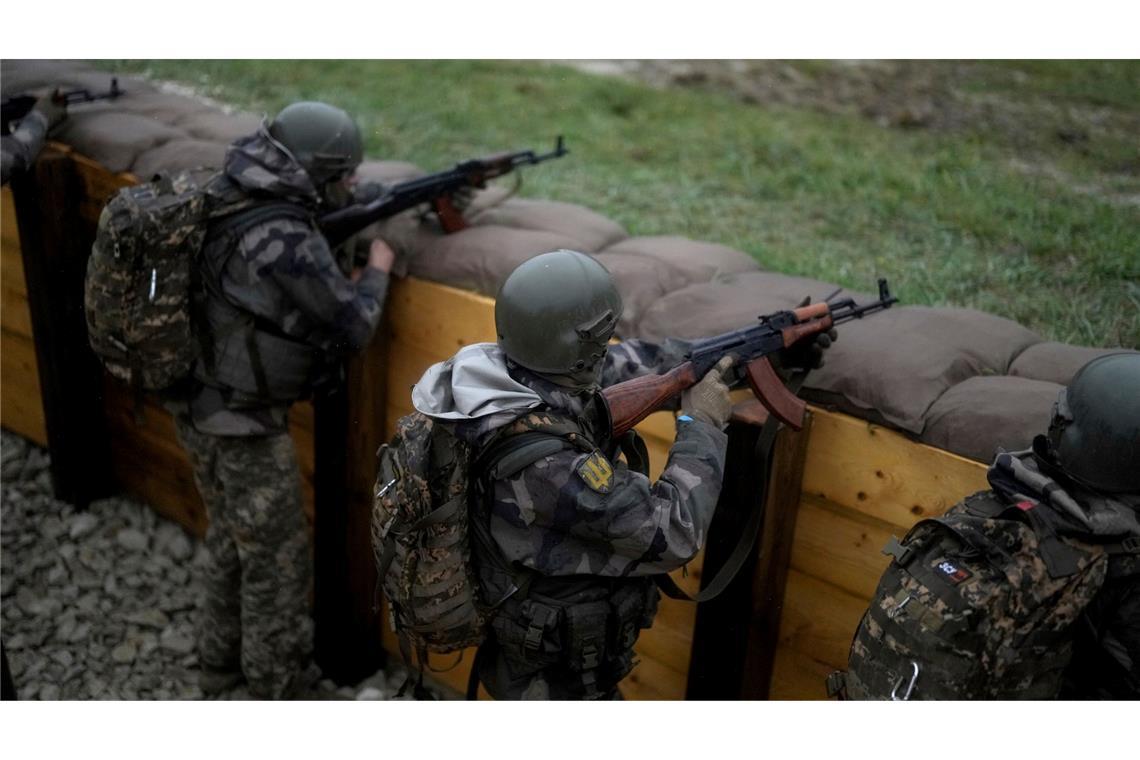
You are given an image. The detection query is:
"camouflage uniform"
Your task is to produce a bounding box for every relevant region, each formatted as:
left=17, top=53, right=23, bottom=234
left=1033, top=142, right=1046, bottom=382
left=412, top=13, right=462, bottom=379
left=171, top=129, right=388, bottom=698
left=413, top=339, right=728, bottom=699
left=0, top=108, right=49, bottom=185
left=846, top=438, right=1139, bottom=700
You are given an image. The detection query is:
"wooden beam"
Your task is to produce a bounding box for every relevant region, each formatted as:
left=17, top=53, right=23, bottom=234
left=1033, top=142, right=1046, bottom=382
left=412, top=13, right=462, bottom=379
left=685, top=405, right=813, bottom=699
left=9, top=145, right=115, bottom=507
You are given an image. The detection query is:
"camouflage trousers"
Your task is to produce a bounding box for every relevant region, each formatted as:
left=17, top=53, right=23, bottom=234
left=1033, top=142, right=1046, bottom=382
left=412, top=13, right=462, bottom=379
left=173, top=416, right=314, bottom=699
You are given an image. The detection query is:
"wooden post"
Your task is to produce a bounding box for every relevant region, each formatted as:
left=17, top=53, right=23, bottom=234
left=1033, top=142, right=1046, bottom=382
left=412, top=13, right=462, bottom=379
left=685, top=405, right=812, bottom=699
left=9, top=145, right=114, bottom=507
left=312, top=319, right=390, bottom=684
left=741, top=411, right=813, bottom=698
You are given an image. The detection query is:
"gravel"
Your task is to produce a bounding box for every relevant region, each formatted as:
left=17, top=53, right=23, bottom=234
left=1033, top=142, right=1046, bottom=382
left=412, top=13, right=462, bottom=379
left=1, top=429, right=441, bottom=701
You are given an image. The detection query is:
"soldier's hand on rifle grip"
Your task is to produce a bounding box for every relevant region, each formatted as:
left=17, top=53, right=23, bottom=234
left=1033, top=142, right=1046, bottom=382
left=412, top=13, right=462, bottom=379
left=681, top=355, right=735, bottom=429
left=34, top=88, right=67, bottom=130
left=354, top=238, right=395, bottom=282
left=451, top=185, right=478, bottom=214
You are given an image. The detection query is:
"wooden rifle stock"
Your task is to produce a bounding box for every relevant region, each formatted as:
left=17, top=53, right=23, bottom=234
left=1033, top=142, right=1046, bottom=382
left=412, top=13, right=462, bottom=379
left=601, top=362, right=699, bottom=437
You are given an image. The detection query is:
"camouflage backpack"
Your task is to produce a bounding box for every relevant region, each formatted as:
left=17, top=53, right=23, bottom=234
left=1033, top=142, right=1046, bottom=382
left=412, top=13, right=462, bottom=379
left=85, top=169, right=304, bottom=391
left=836, top=492, right=1110, bottom=700
left=371, top=410, right=586, bottom=673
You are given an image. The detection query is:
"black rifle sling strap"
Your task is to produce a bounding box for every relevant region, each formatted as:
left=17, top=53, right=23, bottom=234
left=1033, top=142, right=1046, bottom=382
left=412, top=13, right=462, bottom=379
left=655, top=370, right=808, bottom=604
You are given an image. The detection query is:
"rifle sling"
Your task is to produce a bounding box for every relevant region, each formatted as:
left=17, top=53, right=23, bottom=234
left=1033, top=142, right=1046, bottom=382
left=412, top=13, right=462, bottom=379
left=656, top=370, right=806, bottom=604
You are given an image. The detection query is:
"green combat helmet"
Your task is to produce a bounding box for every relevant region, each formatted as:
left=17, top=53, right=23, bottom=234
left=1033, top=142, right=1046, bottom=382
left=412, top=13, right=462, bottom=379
left=495, top=250, right=622, bottom=385
left=266, top=101, right=363, bottom=190
left=1045, top=352, right=1140, bottom=494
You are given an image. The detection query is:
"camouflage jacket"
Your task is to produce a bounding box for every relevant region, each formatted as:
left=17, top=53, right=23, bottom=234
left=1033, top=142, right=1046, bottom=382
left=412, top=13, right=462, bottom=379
left=412, top=339, right=728, bottom=579
left=184, top=130, right=388, bottom=435
left=0, top=109, right=49, bottom=185
left=989, top=441, right=1140, bottom=699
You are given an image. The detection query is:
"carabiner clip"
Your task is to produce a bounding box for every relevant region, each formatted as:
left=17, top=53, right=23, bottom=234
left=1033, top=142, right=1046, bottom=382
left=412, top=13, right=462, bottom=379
left=890, top=661, right=920, bottom=701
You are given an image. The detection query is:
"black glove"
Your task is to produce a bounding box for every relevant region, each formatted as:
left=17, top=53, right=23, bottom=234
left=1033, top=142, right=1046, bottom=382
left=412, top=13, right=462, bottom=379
left=773, top=297, right=838, bottom=375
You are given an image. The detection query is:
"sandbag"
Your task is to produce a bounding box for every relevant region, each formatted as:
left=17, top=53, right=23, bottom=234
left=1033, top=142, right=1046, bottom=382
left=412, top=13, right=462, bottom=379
left=920, top=376, right=1061, bottom=462
left=470, top=198, right=628, bottom=253
left=598, top=235, right=760, bottom=287
left=635, top=271, right=870, bottom=342
left=408, top=225, right=583, bottom=295
left=1008, top=342, right=1137, bottom=386
left=803, top=307, right=1043, bottom=435
left=592, top=251, right=691, bottom=338
left=179, top=111, right=262, bottom=144
left=131, top=139, right=227, bottom=178
left=355, top=160, right=427, bottom=186
left=51, top=112, right=183, bottom=174
left=112, top=92, right=213, bottom=126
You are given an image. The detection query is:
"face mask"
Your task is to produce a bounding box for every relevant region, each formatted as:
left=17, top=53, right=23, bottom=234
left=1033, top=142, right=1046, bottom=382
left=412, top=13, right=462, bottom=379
left=321, top=177, right=353, bottom=210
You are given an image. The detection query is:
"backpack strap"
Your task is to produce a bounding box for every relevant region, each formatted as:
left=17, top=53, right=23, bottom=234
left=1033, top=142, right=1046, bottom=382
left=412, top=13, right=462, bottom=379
left=196, top=200, right=314, bottom=398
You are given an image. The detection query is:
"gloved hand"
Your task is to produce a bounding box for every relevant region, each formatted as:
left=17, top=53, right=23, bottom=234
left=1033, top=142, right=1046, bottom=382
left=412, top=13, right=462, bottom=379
left=451, top=185, right=478, bottom=214
left=33, top=89, right=68, bottom=131
left=774, top=297, right=838, bottom=374
left=681, top=355, right=735, bottom=429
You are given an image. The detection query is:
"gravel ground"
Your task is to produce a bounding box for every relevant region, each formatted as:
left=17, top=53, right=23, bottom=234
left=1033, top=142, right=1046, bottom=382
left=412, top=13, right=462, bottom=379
left=0, top=429, right=441, bottom=701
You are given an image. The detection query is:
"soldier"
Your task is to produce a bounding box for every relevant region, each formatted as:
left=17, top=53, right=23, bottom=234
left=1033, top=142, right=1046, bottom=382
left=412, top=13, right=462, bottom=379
left=1, top=90, right=66, bottom=185
left=842, top=352, right=1139, bottom=700
left=170, top=102, right=396, bottom=699
left=409, top=249, right=826, bottom=699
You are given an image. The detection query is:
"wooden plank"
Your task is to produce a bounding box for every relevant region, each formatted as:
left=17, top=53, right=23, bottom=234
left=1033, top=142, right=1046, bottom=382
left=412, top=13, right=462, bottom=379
left=788, top=495, right=901, bottom=601
left=0, top=329, right=47, bottom=445
left=768, top=646, right=835, bottom=700
left=801, top=406, right=988, bottom=528
left=1, top=186, right=20, bottom=251
left=385, top=277, right=497, bottom=354
left=1, top=280, right=34, bottom=338
left=777, top=569, right=868, bottom=673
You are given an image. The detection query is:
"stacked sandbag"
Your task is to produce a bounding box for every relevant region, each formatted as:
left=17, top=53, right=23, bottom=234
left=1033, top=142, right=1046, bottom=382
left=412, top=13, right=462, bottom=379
left=6, top=59, right=1135, bottom=466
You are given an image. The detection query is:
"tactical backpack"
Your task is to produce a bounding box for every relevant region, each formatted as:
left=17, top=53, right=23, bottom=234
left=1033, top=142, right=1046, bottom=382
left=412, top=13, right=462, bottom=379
left=834, top=492, right=1112, bottom=700
left=85, top=169, right=306, bottom=392
left=371, top=410, right=587, bottom=683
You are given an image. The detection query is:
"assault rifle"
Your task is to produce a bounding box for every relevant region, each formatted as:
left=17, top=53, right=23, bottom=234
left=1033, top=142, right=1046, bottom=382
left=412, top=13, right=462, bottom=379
left=601, top=279, right=899, bottom=436
left=1, top=78, right=124, bottom=136
left=319, top=136, right=568, bottom=250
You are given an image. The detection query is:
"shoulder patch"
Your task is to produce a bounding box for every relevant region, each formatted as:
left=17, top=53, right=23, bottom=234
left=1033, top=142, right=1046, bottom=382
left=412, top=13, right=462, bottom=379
left=576, top=450, right=615, bottom=494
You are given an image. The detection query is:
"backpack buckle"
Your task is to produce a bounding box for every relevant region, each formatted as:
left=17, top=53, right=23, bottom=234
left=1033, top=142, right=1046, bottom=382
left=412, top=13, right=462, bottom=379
left=580, top=642, right=600, bottom=670
left=825, top=671, right=848, bottom=700
left=521, top=601, right=557, bottom=654
left=1121, top=536, right=1140, bottom=554
left=882, top=536, right=914, bottom=566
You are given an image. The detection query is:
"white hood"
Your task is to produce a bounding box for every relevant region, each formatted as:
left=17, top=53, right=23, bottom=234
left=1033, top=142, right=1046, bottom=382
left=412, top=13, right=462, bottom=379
left=411, top=343, right=543, bottom=422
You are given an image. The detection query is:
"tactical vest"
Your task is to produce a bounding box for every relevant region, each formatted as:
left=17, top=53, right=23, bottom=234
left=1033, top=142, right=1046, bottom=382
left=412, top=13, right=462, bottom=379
left=194, top=185, right=329, bottom=405
left=469, top=411, right=659, bottom=700
left=836, top=491, right=1119, bottom=700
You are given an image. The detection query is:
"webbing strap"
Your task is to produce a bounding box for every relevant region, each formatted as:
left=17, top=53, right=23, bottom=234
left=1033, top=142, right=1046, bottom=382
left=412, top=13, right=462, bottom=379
left=656, top=371, right=806, bottom=604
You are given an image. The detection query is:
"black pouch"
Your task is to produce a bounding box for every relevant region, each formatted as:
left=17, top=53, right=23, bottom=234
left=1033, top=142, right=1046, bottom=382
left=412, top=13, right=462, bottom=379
left=563, top=600, right=610, bottom=674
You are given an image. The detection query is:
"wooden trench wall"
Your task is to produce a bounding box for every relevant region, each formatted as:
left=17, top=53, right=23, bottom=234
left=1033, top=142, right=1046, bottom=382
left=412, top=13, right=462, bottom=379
left=0, top=148, right=990, bottom=699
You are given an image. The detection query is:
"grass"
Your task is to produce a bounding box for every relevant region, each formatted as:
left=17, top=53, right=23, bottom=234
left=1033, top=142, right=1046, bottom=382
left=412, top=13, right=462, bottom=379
left=99, top=60, right=1139, bottom=348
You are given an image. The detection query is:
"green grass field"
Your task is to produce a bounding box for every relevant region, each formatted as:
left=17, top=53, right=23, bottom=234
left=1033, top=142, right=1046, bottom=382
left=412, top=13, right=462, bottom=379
left=101, top=60, right=1139, bottom=348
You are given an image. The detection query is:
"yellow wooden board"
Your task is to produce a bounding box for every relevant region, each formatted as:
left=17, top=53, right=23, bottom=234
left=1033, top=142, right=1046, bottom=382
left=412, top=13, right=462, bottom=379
left=0, top=329, right=47, bottom=445
left=777, top=569, right=873, bottom=675
left=788, top=495, right=900, bottom=601
left=801, top=407, right=989, bottom=527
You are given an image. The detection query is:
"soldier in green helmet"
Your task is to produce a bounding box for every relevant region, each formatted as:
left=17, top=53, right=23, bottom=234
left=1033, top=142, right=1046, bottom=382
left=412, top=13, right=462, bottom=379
left=842, top=352, right=1139, bottom=700
left=410, top=249, right=829, bottom=699
left=169, top=101, right=400, bottom=698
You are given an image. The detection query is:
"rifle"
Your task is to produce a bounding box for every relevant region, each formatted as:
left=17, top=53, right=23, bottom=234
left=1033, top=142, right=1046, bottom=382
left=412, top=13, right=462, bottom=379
left=320, top=136, right=569, bottom=250
left=601, top=279, right=899, bottom=436
left=1, top=78, right=124, bottom=136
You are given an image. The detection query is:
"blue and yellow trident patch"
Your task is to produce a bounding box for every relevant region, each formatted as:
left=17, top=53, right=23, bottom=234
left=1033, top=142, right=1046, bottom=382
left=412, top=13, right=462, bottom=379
left=576, top=450, right=615, bottom=494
